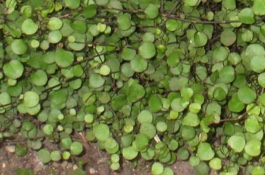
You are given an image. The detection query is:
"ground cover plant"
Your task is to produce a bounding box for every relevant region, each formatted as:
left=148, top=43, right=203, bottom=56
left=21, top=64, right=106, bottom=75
left=1, top=0, right=265, bottom=174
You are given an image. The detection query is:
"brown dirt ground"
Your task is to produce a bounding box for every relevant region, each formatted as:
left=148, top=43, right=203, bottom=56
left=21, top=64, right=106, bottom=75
left=0, top=132, right=216, bottom=175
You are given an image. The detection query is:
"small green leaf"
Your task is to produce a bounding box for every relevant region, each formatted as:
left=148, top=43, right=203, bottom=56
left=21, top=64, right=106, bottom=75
left=93, top=124, right=110, bottom=141
left=121, top=48, right=136, bottom=61
left=140, top=123, right=156, bottom=139
left=148, top=94, right=162, bottom=112
left=167, top=51, right=180, bottom=67
left=127, top=83, right=145, bottom=102
left=239, top=8, right=255, bottom=24
left=11, top=39, right=27, bottom=55
left=151, top=162, right=164, bottom=175
left=138, top=42, right=156, bottom=59
left=144, top=4, right=158, bottom=19
left=137, top=110, right=153, bottom=123
left=55, top=49, right=74, bottom=68
left=237, top=86, right=256, bottom=104
left=220, top=30, right=236, bottom=46
left=89, top=74, right=105, bottom=88
left=21, top=19, right=38, bottom=35
left=117, top=14, right=131, bottom=31
left=245, top=139, right=261, bottom=157
left=82, top=5, right=97, bottom=18
left=43, top=124, right=54, bottom=135
left=196, top=142, right=215, bottom=161
left=50, top=151, right=61, bottom=161
left=131, top=56, right=148, bottom=72
left=122, top=146, right=138, bottom=160
left=227, top=135, right=245, bottom=153
left=194, top=32, right=208, bottom=47
left=70, top=141, right=83, bottom=155
left=64, top=0, right=80, bottom=9
left=166, top=19, right=181, bottom=32
left=228, top=94, right=245, bottom=112
left=48, top=30, right=63, bottom=43
left=209, top=158, right=222, bottom=170
left=253, top=0, right=265, bottom=16
left=47, top=17, right=63, bottom=30
left=3, top=60, right=24, bottom=79
left=245, top=115, right=261, bottom=133
left=250, top=56, right=265, bottom=73
left=23, top=91, right=39, bottom=108
left=37, top=149, right=51, bottom=163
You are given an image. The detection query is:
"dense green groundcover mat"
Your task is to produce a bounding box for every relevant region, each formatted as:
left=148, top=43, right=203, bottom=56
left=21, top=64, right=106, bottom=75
left=1, top=0, right=265, bottom=174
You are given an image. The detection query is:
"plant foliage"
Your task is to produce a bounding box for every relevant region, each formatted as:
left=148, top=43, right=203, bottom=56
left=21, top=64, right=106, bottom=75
left=1, top=0, right=265, bottom=174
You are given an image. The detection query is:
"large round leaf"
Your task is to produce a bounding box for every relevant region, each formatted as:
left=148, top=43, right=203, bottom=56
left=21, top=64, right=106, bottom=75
left=122, top=146, right=138, bottom=160
left=21, top=19, right=38, bottom=35
left=220, top=30, right=236, bottom=46
left=23, top=91, right=39, bottom=108
left=138, top=42, right=156, bottom=59
left=250, top=55, right=265, bottom=73
left=144, top=4, right=158, bottom=19
left=237, top=86, right=256, bottom=104
left=196, top=142, right=215, bottom=161
left=245, top=115, right=261, bottom=133
left=131, top=56, right=148, bottom=72
left=89, top=74, right=105, bottom=88
left=245, top=140, right=261, bottom=157
left=47, top=17, right=63, bottom=30
left=127, top=83, right=145, bottom=103
left=194, top=32, right=208, bottom=47
left=93, top=124, right=110, bottom=141
left=253, top=0, right=265, bottom=16
left=239, top=8, right=255, bottom=24
left=55, top=49, right=74, bottom=68
left=3, top=60, right=24, bottom=79
left=227, top=135, right=245, bottom=153
left=117, top=14, right=131, bottom=31
left=31, top=70, right=48, bottom=86
left=11, top=39, right=27, bottom=55
left=37, top=149, right=51, bottom=163
left=70, top=141, right=83, bottom=155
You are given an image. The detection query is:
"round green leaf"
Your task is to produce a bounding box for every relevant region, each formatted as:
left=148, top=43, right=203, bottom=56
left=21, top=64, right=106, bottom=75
left=181, top=125, right=195, bottom=140
left=209, top=158, right=222, bottom=170
left=144, top=4, right=158, bottom=19
left=194, top=32, right=208, bottom=47
left=61, top=137, right=72, bottom=150
left=245, top=139, right=261, bottom=157
left=238, top=8, right=255, bottom=24
left=166, top=19, right=181, bottom=32
left=237, top=86, right=256, bottom=104
left=31, top=70, right=48, bottom=86
left=250, top=55, right=265, bottom=73
left=213, top=87, right=226, bottom=101
left=89, top=74, right=105, bottom=88
left=183, top=0, right=201, bottom=6
left=182, top=112, right=200, bottom=127
left=156, top=122, right=167, bottom=132
left=82, top=5, right=97, bottom=18
left=245, top=115, right=261, bottom=133
left=148, top=95, right=162, bottom=112
left=55, top=49, right=74, bottom=68
left=50, top=151, right=61, bottom=161
left=127, top=83, right=145, bottom=102
left=43, top=124, right=54, bottom=135
left=151, top=162, right=164, bottom=175
left=138, top=42, right=156, bottom=59
left=3, top=60, right=24, bottom=79
left=228, top=135, right=245, bottom=152
left=99, top=65, right=111, bottom=76
left=131, top=56, right=148, bottom=72
left=220, top=30, right=236, bottom=46
left=93, top=124, right=110, bottom=141
left=64, top=0, right=80, bottom=9
left=133, top=133, right=149, bottom=151
left=228, top=94, right=245, bottom=112
left=251, top=166, right=265, bottom=175
left=140, top=122, right=156, bottom=139
left=70, top=141, right=83, bottom=155
left=37, top=149, right=51, bottom=163
left=137, top=110, right=153, bottom=123
left=253, top=0, right=265, bottom=16
left=21, top=19, right=38, bottom=35
left=196, top=142, right=215, bottom=161
left=11, top=39, right=27, bottom=55
left=117, top=14, right=131, bottom=31
left=95, top=0, right=109, bottom=6
left=258, top=73, right=265, bottom=87
left=122, top=146, right=138, bottom=160
left=47, top=17, right=63, bottom=30
left=23, top=91, right=39, bottom=108
left=121, top=48, right=136, bottom=61
left=217, top=66, right=235, bottom=83
left=167, top=51, right=180, bottom=67
left=48, top=30, right=62, bottom=43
